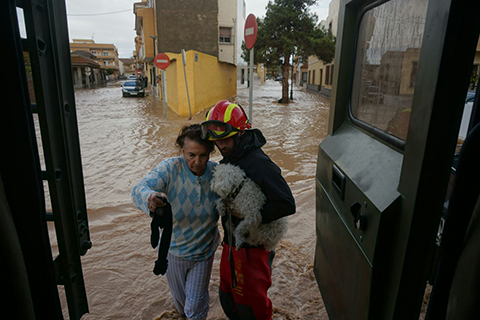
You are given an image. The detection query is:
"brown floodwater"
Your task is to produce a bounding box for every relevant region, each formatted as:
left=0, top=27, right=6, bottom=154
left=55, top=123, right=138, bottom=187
left=45, top=79, right=330, bottom=319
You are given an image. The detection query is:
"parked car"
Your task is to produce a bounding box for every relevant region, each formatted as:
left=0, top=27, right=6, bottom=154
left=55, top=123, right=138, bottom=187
left=118, top=75, right=127, bottom=80
left=122, top=80, right=145, bottom=97
left=127, top=75, right=137, bottom=80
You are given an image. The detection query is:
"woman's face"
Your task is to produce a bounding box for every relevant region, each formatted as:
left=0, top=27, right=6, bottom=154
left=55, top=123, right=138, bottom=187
left=182, top=138, right=210, bottom=176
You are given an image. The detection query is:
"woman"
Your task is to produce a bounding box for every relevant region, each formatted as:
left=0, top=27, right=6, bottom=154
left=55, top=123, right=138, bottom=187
left=131, top=124, right=219, bottom=320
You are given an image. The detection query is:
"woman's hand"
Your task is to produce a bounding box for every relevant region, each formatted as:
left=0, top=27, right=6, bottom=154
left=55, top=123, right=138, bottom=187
left=148, top=192, right=167, bottom=212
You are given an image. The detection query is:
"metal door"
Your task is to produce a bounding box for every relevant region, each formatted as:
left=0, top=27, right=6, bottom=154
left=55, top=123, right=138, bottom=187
left=1, top=0, right=91, bottom=318
left=314, top=0, right=480, bottom=318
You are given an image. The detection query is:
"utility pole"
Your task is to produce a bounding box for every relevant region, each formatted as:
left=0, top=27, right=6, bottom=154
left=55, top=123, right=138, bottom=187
left=150, top=35, right=156, bottom=91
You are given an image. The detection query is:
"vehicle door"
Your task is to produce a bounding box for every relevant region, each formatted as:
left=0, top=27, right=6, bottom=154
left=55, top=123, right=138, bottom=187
left=314, top=0, right=480, bottom=319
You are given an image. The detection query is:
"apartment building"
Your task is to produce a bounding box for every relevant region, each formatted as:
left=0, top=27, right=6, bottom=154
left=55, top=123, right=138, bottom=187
left=218, top=0, right=247, bottom=81
left=134, top=0, right=246, bottom=85
left=70, top=39, right=120, bottom=77
left=133, top=0, right=239, bottom=116
left=119, top=58, right=137, bottom=76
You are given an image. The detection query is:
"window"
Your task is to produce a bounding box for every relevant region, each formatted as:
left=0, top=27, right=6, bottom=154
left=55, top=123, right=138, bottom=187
left=219, top=27, right=231, bottom=43
left=91, top=50, right=97, bottom=55
left=104, top=61, right=110, bottom=66
left=302, top=72, right=307, bottom=82
left=103, top=51, right=109, bottom=56
left=350, top=0, right=429, bottom=141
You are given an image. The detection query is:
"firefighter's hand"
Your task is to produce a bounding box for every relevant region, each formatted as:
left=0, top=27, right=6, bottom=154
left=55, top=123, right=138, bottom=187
left=225, top=202, right=243, bottom=219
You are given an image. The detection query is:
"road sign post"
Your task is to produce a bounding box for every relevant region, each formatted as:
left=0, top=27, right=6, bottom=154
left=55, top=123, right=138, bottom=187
left=154, top=53, right=170, bottom=117
left=244, top=14, right=257, bottom=123
left=85, top=67, right=91, bottom=88
left=181, top=49, right=192, bottom=119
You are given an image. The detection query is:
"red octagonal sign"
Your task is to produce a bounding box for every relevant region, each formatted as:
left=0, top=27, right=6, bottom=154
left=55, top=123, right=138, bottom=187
left=154, top=53, right=170, bottom=70
left=244, top=14, right=257, bottom=50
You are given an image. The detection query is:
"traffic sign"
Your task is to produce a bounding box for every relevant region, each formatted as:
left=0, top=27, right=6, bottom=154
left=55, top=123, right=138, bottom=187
left=244, top=14, right=258, bottom=50
left=136, top=70, right=142, bottom=75
left=154, top=53, right=170, bottom=70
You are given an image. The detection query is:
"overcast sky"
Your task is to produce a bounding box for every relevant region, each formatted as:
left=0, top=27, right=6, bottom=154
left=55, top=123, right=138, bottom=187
left=64, top=0, right=330, bottom=58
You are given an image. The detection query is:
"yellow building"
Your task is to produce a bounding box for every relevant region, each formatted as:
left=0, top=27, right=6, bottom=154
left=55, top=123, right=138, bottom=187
left=306, top=0, right=339, bottom=97
left=162, top=50, right=236, bottom=117
left=133, top=0, right=241, bottom=116
left=69, top=39, right=120, bottom=77
left=134, top=1, right=157, bottom=88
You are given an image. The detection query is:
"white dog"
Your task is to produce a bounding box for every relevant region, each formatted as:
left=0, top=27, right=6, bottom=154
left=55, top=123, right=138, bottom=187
left=210, top=163, right=288, bottom=251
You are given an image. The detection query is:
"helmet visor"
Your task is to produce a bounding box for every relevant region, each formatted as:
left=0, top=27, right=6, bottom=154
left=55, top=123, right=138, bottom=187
left=200, top=120, right=241, bottom=140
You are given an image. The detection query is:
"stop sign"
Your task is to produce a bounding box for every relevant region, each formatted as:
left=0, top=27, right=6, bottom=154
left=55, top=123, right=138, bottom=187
left=244, top=14, right=257, bottom=50
left=154, top=53, right=170, bottom=70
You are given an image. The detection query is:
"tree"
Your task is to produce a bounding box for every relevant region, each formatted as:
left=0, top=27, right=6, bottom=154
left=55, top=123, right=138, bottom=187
left=244, top=0, right=335, bottom=103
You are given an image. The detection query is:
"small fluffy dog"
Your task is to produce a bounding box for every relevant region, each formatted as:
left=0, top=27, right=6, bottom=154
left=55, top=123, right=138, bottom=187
left=210, top=163, right=288, bottom=251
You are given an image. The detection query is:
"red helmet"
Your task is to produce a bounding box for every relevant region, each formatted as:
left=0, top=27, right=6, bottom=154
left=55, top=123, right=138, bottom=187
left=201, top=100, right=251, bottom=141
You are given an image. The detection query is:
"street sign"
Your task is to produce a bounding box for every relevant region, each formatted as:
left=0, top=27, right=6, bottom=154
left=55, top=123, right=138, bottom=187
left=154, top=53, right=170, bottom=70
left=244, top=14, right=258, bottom=50
left=136, top=70, right=142, bottom=75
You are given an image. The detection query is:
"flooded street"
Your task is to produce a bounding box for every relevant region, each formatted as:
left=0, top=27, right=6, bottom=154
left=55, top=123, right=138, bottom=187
left=51, top=80, right=332, bottom=319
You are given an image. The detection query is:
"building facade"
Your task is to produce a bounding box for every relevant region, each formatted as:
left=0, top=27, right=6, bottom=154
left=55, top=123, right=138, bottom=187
left=155, top=0, right=218, bottom=57
left=134, top=0, right=156, bottom=87
left=119, top=58, right=137, bottom=76
left=70, top=51, right=106, bottom=89
left=133, top=0, right=243, bottom=116
left=218, top=0, right=247, bottom=82
left=70, top=39, right=120, bottom=78
left=306, top=0, right=339, bottom=97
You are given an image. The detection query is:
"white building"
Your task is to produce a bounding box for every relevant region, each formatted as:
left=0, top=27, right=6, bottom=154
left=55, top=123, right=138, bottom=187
left=218, top=0, right=248, bottom=83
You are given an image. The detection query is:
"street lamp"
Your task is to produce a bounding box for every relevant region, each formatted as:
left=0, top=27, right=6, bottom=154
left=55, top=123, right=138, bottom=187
left=290, top=55, right=294, bottom=100
left=290, top=62, right=294, bottom=100
left=133, top=54, right=138, bottom=70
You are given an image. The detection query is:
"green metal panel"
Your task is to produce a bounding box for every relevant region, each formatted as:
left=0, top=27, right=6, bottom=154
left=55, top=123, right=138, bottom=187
left=315, top=124, right=402, bottom=319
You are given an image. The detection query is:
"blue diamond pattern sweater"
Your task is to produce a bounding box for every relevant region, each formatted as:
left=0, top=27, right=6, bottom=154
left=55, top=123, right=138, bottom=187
left=132, top=157, right=220, bottom=260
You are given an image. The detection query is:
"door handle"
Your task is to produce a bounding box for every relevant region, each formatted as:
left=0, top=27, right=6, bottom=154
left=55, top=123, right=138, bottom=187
left=350, top=201, right=367, bottom=231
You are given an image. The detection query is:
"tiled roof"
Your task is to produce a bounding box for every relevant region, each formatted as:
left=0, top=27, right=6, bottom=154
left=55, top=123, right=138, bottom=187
left=71, top=54, right=100, bottom=68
